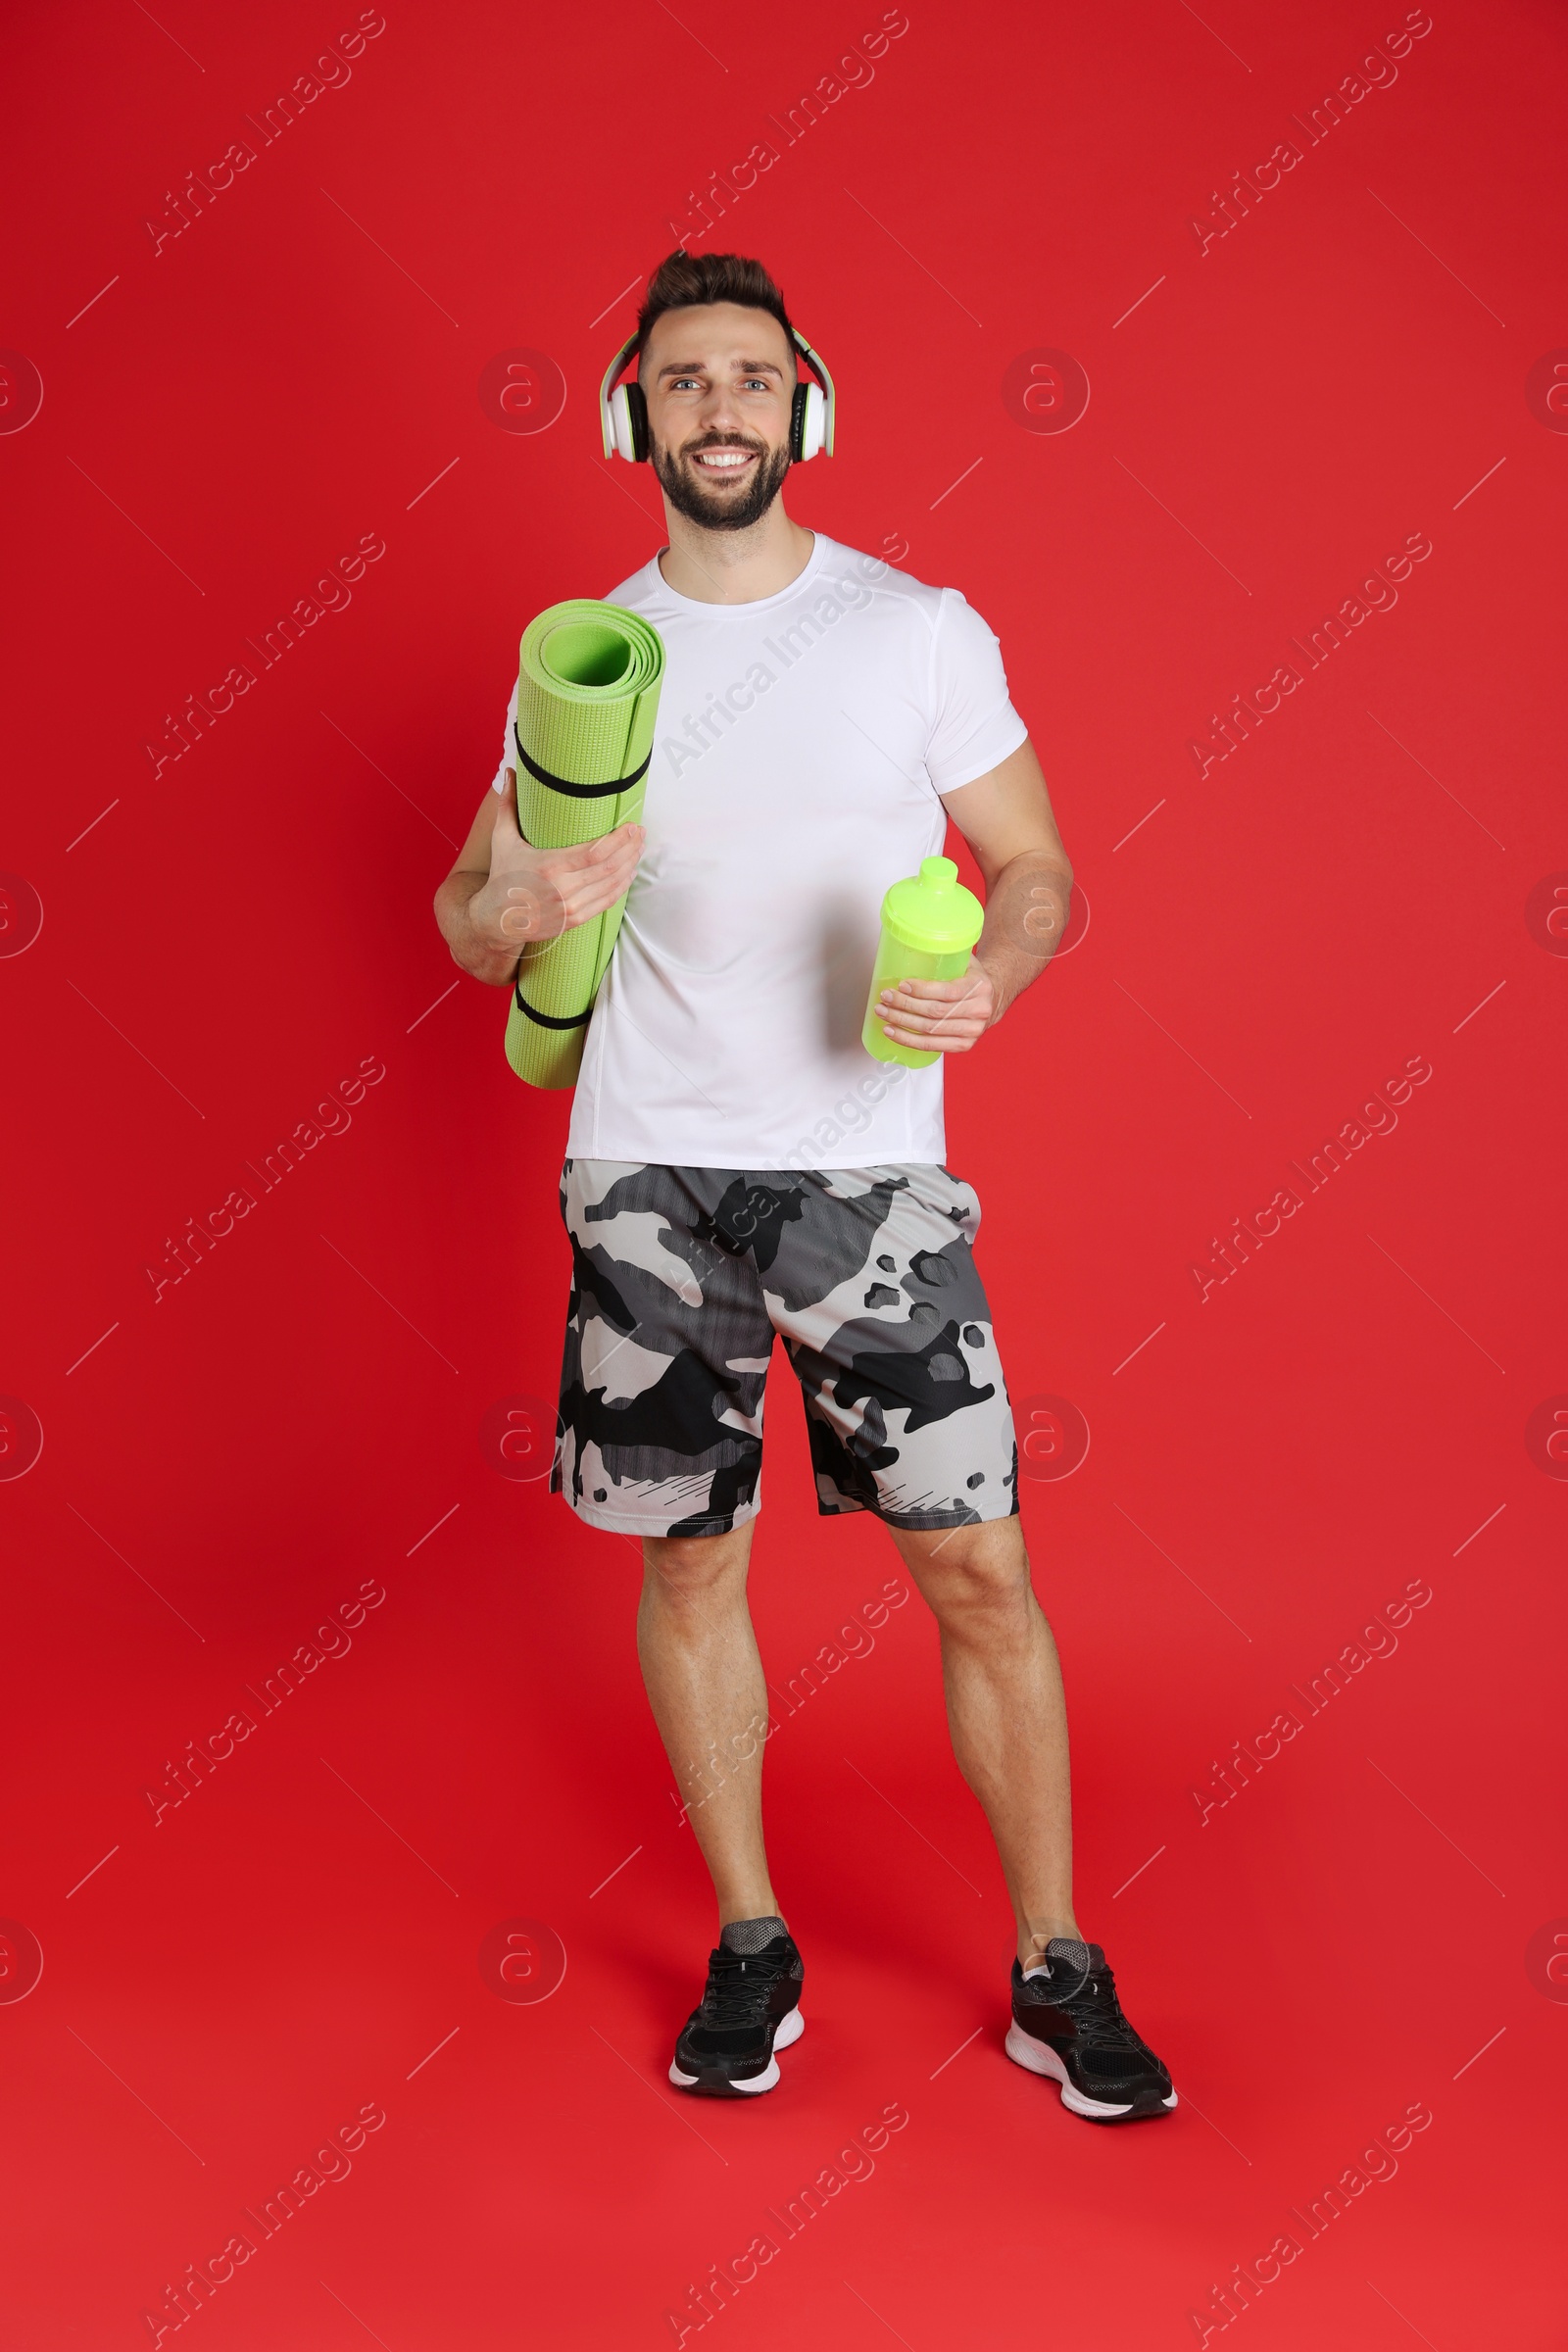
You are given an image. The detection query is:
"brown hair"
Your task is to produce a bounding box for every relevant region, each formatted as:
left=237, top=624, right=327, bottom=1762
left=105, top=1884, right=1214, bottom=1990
left=634, top=249, right=797, bottom=378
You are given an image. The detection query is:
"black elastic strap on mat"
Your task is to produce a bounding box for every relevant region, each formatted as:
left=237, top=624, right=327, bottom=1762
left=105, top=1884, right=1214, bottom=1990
left=514, top=724, right=651, bottom=800
left=514, top=982, right=592, bottom=1030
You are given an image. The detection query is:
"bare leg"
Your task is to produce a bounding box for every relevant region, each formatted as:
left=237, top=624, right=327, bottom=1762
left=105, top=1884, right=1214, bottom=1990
left=887, top=1515, right=1079, bottom=1967
left=637, top=1521, right=781, bottom=1930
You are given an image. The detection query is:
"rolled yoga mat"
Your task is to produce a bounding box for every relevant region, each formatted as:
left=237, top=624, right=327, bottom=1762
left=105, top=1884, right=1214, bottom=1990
left=503, top=600, right=665, bottom=1089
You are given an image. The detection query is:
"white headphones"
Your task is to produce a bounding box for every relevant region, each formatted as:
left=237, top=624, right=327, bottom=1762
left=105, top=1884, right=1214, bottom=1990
left=599, top=321, right=836, bottom=466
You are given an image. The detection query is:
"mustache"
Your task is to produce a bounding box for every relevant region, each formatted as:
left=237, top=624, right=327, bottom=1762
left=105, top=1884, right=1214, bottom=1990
left=682, top=434, right=766, bottom=457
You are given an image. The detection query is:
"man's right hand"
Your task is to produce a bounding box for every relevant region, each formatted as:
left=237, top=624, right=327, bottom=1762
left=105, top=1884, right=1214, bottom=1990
left=466, top=770, right=646, bottom=953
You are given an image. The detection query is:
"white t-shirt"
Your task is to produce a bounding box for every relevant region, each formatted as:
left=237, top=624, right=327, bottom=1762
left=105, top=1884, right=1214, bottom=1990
left=490, top=532, right=1028, bottom=1170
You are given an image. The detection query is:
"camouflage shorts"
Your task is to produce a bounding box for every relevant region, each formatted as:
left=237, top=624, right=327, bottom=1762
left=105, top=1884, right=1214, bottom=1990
left=551, top=1158, right=1018, bottom=1538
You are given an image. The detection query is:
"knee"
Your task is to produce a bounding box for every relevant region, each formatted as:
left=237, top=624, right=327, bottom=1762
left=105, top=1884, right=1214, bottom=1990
left=914, top=1524, right=1032, bottom=1629
left=642, top=1529, right=749, bottom=1603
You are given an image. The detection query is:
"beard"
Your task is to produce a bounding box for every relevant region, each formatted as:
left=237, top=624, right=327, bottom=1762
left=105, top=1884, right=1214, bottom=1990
left=650, top=429, right=793, bottom=532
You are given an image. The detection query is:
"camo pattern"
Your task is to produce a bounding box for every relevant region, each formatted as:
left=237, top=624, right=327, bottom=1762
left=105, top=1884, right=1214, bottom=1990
left=551, top=1158, right=1019, bottom=1537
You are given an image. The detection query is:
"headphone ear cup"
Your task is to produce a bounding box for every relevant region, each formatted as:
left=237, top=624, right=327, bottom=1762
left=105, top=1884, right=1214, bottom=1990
left=610, top=381, right=650, bottom=463
left=794, top=381, right=826, bottom=463
left=608, top=383, right=634, bottom=463
left=625, top=379, right=649, bottom=463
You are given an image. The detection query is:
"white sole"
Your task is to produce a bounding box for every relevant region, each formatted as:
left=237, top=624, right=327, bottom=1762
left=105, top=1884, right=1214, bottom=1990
left=1004, top=2021, right=1178, bottom=2118
left=669, top=2004, right=804, bottom=2095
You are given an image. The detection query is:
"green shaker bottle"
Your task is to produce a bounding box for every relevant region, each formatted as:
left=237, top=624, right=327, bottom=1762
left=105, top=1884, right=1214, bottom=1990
left=862, top=854, right=986, bottom=1069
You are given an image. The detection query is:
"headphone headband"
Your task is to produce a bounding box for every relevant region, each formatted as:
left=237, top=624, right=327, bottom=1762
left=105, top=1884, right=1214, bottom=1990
left=599, top=321, right=835, bottom=462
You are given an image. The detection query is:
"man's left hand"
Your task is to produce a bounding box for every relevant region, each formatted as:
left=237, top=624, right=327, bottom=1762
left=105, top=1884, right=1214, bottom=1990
left=873, top=956, right=999, bottom=1054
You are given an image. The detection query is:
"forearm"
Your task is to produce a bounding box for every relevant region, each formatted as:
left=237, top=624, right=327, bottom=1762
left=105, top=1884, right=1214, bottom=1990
left=974, top=849, right=1073, bottom=1024
left=434, top=871, right=522, bottom=989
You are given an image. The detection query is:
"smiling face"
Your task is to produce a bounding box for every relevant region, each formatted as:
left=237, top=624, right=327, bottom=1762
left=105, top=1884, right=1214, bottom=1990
left=641, top=301, right=797, bottom=531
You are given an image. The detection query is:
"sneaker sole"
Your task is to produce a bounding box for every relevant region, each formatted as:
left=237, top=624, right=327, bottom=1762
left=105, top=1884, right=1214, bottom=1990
left=669, top=2004, right=805, bottom=2097
left=1004, top=2020, right=1177, bottom=2121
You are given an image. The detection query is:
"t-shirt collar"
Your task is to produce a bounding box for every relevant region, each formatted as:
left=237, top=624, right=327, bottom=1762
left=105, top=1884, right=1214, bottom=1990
left=646, top=530, right=829, bottom=616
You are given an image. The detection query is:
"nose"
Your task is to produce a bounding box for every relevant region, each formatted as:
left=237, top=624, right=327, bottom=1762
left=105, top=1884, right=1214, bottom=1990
left=696, top=382, right=746, bottom=438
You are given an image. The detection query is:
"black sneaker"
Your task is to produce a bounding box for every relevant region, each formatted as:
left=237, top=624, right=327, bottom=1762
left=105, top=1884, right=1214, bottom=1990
left=1006, top=1937, right=1176, bottom=2122
left=668, top=1932, right=805, bottom=2097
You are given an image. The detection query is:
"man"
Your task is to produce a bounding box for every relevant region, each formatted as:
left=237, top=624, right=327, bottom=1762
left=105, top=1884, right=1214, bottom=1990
left=434, top=251, right=1175, bottom=2123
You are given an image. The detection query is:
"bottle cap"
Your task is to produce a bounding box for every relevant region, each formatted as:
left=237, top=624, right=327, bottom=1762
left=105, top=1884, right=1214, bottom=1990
left=880, top=854, right=985, bottom=954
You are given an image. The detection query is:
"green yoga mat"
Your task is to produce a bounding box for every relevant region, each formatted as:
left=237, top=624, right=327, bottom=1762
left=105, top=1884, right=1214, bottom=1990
left=503, top=601, right=665, bottom=1089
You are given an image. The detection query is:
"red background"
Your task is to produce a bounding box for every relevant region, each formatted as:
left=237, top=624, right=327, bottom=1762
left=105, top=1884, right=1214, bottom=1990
left=2, top=0, right=1565, bottom=2343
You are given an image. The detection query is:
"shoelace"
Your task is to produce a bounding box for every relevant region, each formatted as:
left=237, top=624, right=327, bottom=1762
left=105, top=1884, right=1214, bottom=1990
left=701, top=1947, right=785, bottom=2029
left=1047, top=1960, right=1144, bottom=2051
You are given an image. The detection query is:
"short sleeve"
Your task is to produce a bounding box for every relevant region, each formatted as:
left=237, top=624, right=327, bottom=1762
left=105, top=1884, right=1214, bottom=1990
left=923, top=587, right=1029, bottom=793
left=489, top=678, right=519, bottom=793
